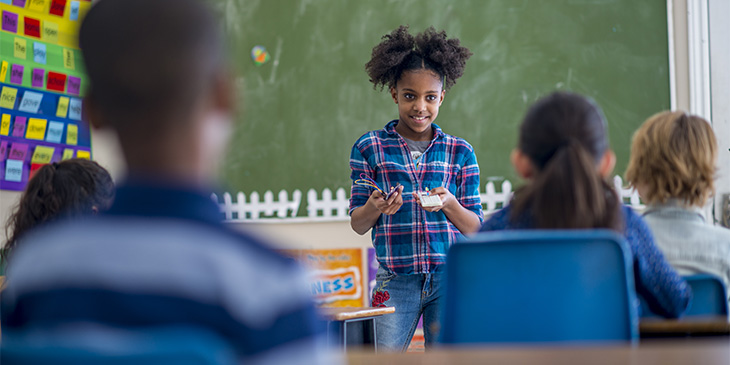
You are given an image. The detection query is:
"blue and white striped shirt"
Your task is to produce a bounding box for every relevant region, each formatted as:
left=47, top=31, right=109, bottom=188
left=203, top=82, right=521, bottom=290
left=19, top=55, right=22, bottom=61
left=1, top=181, right=332, bottom=364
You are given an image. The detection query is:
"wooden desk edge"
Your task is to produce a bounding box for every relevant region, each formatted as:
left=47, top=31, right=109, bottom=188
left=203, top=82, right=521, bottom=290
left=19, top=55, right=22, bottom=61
left=346, top=339, right=730, bottom=364
left=639, top=317, right=730, bottom=334
left=319, top=307, right=396, bottom=321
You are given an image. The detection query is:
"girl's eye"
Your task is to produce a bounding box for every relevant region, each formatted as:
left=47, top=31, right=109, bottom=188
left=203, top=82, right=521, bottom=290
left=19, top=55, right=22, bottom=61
left=404, top=94, right=415, bottom=100
left=426, top=95, right=436, bottom=101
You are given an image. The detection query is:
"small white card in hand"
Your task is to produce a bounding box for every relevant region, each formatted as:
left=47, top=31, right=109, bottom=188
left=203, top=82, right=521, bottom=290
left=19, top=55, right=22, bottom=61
left=418, top=191, right=442, bottom=207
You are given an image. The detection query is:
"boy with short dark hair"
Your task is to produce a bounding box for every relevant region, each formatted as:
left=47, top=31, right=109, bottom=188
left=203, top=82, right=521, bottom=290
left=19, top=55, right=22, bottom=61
left=0, top=0, right=332, bottom=363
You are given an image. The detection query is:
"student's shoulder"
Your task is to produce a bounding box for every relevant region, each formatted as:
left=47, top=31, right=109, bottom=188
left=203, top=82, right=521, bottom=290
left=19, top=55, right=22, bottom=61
left=704, top=222, right=730, bottom=243
left=620, top=205, right=655, bottom=246
left=354, top=124, right=396, bottom=145
left=437, top=128, right=476, bottom=153
left=20, top=215, right=295, bottom=271
left=352, top=125, right=401, bottom=155
left=479, top=206, right=513, bottom=232
left=8, top=217, right=309, bottom=312
left=621, top=205, right=646, bottom=228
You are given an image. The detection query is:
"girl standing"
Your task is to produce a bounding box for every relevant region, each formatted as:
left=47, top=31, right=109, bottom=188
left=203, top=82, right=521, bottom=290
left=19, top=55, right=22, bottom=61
left=349, top=26, right=482, bottom=351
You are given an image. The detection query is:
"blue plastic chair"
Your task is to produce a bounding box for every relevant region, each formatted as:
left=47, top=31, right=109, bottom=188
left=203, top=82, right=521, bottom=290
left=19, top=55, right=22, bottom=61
left=439, top=230, right=639, bottom=345
left=0, top=326, right=237, bottom=365
left=640, top=274, right=728, bottom=318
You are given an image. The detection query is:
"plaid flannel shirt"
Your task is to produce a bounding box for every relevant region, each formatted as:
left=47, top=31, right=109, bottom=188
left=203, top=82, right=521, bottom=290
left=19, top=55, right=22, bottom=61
left=349, top=120, right=483, bottom=274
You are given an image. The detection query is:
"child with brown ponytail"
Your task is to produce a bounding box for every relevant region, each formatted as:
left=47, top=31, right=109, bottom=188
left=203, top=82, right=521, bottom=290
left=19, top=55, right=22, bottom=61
left=3, top=159, right=114, bottom=263
left=480, top=92, right=691, bottom=318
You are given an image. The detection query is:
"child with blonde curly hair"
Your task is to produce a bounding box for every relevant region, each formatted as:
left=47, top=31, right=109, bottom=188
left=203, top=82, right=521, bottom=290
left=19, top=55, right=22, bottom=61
left=626, top=111, right=730, bottom=305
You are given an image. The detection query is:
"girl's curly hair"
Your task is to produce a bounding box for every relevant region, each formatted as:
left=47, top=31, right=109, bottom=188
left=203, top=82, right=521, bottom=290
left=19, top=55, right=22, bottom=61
left=365, top=25, right=472, bottom=91
left=3, top=158, right=115, bottom=263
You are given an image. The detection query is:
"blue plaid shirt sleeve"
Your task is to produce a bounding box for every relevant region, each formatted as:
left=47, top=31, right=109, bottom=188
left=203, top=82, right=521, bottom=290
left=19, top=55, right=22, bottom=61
left=456, top=147, right=484, bottom=222
left=349, top=138, right=373, bottom=215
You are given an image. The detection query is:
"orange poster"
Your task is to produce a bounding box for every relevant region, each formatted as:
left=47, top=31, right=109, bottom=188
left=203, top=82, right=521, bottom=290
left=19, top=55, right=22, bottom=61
left=282, top=248, right=364, bottom=307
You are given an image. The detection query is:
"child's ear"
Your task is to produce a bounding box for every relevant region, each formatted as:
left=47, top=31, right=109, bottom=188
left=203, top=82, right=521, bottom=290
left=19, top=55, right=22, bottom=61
left=438, top=90, right=445, bottom=106
left=83, top=93, right=106, bottom=129
left=212, top=68, right=235, bottom=113
left=599, top=150, right=616, bottom=178
left=390, top=87, right=398, bottom=104
left=511, top=149, right=534, bottom=179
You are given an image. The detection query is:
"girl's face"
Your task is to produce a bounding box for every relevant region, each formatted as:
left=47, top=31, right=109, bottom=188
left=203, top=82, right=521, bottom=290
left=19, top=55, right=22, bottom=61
left=390, top=69, right=445, bottom=141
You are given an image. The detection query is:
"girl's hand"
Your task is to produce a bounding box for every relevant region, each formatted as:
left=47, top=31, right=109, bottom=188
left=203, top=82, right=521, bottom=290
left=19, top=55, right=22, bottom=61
left=367, top=185, right=404, bottom=215
left=412, top=187, right=455, bottom=213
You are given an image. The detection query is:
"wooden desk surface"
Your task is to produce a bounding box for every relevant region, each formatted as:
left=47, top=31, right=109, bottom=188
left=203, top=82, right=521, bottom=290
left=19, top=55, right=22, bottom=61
left=347, top=339, right=730, bottom=365
left=640, top=316, right=730, bottom=337
left=319, top=307, right=395, bottom=321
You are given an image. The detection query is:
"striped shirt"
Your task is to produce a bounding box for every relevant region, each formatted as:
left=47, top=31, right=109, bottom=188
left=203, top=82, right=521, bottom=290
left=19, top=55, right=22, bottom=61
left=1, top=182, right=334, bottom=365
left=349, top=120, right=483, bottom=275
left=481, top=205, right=692, bottom=318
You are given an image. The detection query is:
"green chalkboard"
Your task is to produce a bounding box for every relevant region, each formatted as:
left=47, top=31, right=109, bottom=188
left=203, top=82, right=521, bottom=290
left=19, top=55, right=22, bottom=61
left=214, top=0, right=670, bottom=201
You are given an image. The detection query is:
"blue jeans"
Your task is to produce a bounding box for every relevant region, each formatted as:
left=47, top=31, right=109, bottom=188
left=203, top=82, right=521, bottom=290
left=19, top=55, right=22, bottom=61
left=371, top=265, right=443, bottom=352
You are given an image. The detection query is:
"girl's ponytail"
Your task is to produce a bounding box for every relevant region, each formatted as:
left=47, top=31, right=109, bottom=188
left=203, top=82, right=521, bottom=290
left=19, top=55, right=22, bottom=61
left=3, top=159, right=114, bottom=263
left=512, top=140, right=621, bottom=230
left=511, top=92, right=622, bottom=232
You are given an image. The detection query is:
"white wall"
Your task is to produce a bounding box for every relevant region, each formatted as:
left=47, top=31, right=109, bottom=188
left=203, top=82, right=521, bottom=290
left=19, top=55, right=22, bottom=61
left=671, top=0, right=691, bottom=111
left=708, top=0, right=730, bottom=225
left=234, top=221, right=372, bottom=250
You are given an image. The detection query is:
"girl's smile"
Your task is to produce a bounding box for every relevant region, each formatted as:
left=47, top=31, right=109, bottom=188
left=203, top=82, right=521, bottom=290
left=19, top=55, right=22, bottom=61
left=390, top=69, right=445, bottom=141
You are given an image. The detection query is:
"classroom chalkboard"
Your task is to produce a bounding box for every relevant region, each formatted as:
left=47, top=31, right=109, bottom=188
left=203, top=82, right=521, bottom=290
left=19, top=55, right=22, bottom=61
left=214, top=0, right=670, bottom=203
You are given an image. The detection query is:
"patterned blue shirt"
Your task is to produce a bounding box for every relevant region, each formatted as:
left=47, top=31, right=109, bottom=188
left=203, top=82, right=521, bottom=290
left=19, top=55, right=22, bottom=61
left=481, top=205, right=692, bottom=318
left=350, top=120, right=483, bottom=275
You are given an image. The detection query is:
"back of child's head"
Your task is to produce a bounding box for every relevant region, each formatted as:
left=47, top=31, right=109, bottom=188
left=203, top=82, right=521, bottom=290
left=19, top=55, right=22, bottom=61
left=512, top=92, right=621, bottom=230
left=626, top=111, right=717, bottom=207
left=79, top=0, right=224, bottom=134
left=4, top=159, right=115, bottom=260
left=365, top=25, right=472, bottom=91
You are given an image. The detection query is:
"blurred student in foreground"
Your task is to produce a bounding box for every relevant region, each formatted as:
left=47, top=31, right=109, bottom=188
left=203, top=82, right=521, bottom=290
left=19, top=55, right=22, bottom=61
left=0, top=0, right=333, bottom=363
left=626, top=111, right=730, bottom=305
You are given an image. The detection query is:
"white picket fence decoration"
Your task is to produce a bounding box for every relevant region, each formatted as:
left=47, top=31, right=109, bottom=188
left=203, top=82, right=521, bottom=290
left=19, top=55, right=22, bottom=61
left=306, top=188, right=349, bottom=220
left=211, top=175, right=643, bottom=223
left=614, top=175, right=644, bottom=209
left=481, top=180, right=513, bottom=212
left=211, top=190, right=302, bottom=221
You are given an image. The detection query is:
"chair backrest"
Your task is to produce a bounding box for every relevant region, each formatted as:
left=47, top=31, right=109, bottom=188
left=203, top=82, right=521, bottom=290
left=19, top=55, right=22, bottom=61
left=440, top=230, right=639, bottom=345
left=640, top=274, right=728, bottom=318
left=0, top=326, right=237, bottom=365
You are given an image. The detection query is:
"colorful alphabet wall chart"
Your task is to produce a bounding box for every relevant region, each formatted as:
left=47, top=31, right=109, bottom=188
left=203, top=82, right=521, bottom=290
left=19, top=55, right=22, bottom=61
left=0, top=0, right=91, bottom=191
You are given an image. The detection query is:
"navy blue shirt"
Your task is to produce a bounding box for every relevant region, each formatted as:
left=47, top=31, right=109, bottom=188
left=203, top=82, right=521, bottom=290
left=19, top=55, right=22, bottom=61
left=1, top=181, right=332, bottom=363
left=481, top=205, right=691, bottom=318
